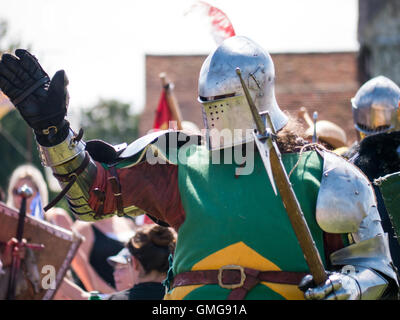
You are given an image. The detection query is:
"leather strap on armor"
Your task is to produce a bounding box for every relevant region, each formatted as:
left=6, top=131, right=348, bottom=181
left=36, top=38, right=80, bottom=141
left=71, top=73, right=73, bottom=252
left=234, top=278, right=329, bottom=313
left=92, top=188, right=105, bottom=220
left=108, top=166, right=124, bottom=217
left=43, top=151, right=90, bottom=211
left=172, top=266, right=307, bottom=300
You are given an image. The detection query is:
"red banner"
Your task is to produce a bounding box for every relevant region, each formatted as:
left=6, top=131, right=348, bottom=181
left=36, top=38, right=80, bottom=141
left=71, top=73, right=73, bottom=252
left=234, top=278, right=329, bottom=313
left=153, top=89, right=172, bottom=130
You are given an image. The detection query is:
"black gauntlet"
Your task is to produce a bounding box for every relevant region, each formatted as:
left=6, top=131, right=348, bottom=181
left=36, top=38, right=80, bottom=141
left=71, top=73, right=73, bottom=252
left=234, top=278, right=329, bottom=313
left=0, top=49, right=69, bottom=146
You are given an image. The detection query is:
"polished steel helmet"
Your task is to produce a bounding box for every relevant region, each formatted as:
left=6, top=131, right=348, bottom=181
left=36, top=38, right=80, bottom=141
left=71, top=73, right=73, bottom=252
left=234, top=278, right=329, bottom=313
left=351, top=76, right=400, bottom=139
left=198, top=36, right=288, bottom=150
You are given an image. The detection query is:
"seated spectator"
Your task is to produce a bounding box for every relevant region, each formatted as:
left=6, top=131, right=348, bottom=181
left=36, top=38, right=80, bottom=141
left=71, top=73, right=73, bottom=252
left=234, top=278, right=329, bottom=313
left=54, top=224, right=176, bottom=300
left=7, top=164, right=49, bottom=220
left=107, top=248, right=134, bottom=292
left=72, top=215, right=136, bottom=293
left=7, top=163, right=75, bottom=227
left=106, top=224, right=176, bottom=300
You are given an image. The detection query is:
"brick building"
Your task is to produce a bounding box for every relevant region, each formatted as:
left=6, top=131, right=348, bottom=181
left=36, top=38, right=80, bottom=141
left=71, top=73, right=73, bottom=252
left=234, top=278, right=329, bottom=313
left=140, top=51, right=359, bottom=144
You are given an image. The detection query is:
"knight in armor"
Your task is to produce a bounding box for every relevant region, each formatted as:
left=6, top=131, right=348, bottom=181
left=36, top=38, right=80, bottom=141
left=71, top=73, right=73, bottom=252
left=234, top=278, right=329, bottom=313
left=345, top=76, right=400, bottom=273
left=0, top=36, right=398, bottom=300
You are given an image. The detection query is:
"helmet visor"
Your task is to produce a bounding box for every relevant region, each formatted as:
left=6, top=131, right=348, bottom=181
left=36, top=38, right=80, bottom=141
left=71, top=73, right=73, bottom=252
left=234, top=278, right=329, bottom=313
left=201, top=94, right=255, bottom=150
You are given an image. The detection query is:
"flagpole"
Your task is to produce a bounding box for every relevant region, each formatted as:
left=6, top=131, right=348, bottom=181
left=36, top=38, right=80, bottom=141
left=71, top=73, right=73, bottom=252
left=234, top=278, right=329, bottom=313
left=159, top=72, right=183, bottom=130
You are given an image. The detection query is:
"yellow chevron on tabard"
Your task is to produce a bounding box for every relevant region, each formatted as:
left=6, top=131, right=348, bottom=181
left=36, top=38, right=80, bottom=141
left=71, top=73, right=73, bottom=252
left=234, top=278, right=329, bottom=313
left=164, top=241, right=305, bottom=300
left=192, top=241, right=280, bottom=271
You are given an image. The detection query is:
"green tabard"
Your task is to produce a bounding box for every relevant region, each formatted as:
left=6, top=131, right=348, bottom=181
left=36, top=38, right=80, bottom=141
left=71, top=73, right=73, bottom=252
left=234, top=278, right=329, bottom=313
left=169, top=144, right=325, bottom=300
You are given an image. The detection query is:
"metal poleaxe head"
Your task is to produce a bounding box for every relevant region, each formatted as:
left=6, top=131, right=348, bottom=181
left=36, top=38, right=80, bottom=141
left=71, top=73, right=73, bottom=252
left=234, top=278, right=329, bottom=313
left=236, top=67, right=277, bottom=195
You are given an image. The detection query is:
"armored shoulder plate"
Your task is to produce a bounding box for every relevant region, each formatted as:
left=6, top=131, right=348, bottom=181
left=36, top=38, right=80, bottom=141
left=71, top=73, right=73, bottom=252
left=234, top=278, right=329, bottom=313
left=85, top=140, right=127, bottom=164
left=119, top=129, right=173, bottom=159
left=317, top=150, right=398, bottom=284
left=316, top=150, right=378, bottom=234
left=119, top=129, right=202, bottom=161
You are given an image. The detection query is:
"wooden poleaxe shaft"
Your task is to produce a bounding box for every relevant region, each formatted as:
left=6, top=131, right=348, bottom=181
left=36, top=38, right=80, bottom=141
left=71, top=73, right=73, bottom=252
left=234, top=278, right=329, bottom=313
left=236, top=67, right=327, bottom=285
left=269, top=146, right=327, bottom=285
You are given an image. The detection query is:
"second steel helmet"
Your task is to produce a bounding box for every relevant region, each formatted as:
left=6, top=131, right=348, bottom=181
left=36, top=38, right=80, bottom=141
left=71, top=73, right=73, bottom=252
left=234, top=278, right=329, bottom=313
left=352, top=76, right=400, bottom=139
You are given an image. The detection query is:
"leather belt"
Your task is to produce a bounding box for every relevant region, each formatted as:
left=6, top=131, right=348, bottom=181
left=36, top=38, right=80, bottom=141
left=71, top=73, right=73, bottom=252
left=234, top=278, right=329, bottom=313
left=172, top=265, right=307, bottom=300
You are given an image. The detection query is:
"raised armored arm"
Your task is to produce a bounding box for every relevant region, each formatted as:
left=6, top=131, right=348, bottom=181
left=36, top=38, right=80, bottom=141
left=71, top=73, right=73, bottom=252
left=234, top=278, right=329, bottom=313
left=37, top=128, right=100, bottom=220
left=0, top=50, right=181, bottom=224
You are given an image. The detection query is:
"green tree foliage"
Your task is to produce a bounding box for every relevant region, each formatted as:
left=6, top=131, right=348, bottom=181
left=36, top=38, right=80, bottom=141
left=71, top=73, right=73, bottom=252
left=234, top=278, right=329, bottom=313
left=80, top=98, right=139, bottom=145
left=0, top=111, right=42, bottom=192
left=0, top=19, right=39, bottom=197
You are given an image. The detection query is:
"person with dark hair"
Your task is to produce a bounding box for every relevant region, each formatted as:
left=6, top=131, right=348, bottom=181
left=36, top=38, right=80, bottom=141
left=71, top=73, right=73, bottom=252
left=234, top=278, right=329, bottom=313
left=71, top=216, right=136, bottom=293
left=54, top=224, right=176, bottom=300
left=106, top=224, right=176, bottom=300
left=0, top=37, right=398, bottom=300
